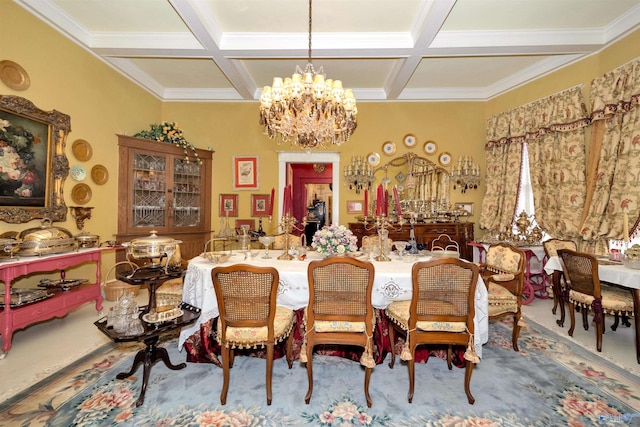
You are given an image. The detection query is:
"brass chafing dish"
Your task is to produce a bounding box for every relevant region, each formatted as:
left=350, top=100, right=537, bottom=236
left=17, top=219, right=76, bottom=256
left=74, top=231, right=100, bottom=248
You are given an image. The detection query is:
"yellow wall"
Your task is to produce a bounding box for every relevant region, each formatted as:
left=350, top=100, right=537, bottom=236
left=1, top=0, right=639, bottom=282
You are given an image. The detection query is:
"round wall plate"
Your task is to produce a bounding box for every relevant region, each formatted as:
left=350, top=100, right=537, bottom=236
left=71, top=183, right=92, bottom=205
left=367, top=152, right=381, bottom=166
left=0, top=60, right=30, bottom=91
left=424, top=140, right=437, bottom=155
left=72, top=139, right=93, bottom=161
left=70, top=165, right=87, bottom=182
left=438, top=152, right=452, bottom=167
left=91, top=164, right=109, bottom=185
left=403, top=134, right=417, bottom=148
left=382, top=141, right=396, bottom=155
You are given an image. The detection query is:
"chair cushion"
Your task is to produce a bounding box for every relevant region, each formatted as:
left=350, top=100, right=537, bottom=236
left=486, top=246, right=522, bottom=274
left=385, top=300, right=467, bottom=333
left=490, top=273, right=515, bottom=282
left=216, top=306, right=294, bottom=348
left=487, top=282, right=519, bottom=315
left=569, top=286, right=634, bottom=314
left=303, top=307, right=366, bottom=332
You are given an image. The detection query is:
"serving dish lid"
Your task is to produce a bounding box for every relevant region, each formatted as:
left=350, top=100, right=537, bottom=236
left=124, top=230, right=180, bottom=247
left=17, top=219, right=76, bottom=256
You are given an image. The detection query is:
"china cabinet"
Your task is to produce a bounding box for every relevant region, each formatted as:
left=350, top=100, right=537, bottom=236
left=116, top=135, right=213, bottom=261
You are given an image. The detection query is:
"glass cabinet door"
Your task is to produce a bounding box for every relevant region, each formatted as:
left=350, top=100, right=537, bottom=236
left=132, top=153, right=167, bottom=228
left=173, top=159, right=202, bottom=227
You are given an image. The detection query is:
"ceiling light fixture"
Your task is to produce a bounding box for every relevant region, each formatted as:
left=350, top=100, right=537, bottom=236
left=259, top=0, right=357, bottom=150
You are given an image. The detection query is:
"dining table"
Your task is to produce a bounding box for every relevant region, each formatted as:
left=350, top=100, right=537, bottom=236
left=544, top=256, right=640, bottom=364
left=178, top=249, right=489, bottom=362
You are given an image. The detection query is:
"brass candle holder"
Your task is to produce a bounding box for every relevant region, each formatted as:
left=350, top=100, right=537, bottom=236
left=277, top=213, right=306, bottom=260
left=362, top=214, right=404, bottom=262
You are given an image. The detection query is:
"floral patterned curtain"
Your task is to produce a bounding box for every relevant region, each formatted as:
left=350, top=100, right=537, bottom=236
left=480, top=87, right=589, bottom=238
left=579, top=57, right=640, bottom=254
left=526, top=86, right=590, bottom=240
left=479, top=111, right=523, bottom=233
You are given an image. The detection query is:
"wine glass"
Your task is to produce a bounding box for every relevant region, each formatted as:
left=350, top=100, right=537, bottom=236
left=259, top=235, right=275, bottom=259
left=393, top=241, right=407, bottom=258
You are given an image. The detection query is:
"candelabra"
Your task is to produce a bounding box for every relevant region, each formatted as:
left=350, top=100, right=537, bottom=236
left=451, top=155, right=481, bottom=193
left=278, top=213, right=306, bottom=260
left=362, top=214, right=404, bottom=261
left=344, top=156, right=374, bottom=194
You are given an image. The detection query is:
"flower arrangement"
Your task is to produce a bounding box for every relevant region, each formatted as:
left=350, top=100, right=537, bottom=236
left=311, top=224, right=358, bottom=256
left=134, top=121, right=201, bottom=165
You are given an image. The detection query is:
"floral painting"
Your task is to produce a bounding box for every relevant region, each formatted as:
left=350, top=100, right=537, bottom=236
left=0, top=110, right=48, bottom=206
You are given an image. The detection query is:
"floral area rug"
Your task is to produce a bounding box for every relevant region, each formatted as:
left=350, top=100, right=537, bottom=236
left=1, top=319, right=639, bottom=427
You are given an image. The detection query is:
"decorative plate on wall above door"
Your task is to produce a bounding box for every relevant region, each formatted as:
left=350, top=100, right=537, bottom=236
left=367, top=152, right=380, bottom=166
left=424, top=140, right=437, bottom=155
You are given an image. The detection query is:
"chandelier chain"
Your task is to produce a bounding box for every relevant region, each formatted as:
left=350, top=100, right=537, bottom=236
left=308, top=0, right=312, bottom=64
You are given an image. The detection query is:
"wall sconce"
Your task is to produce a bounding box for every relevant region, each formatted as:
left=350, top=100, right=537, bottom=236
left=451, top=155, right=481, bottom=193
left=344, top=156, right=374, bottom=194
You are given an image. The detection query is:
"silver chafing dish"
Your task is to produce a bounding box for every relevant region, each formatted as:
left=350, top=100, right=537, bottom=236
left=121, top=230, right=181, bottom=271
left=16, top=219, right=77, bottom=256
left=74, top=231, right=100, bottom=248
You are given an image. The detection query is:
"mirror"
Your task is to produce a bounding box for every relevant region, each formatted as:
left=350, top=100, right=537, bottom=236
left=0, top=95, right=70, bottom=223
left=373, top=153, right=451, bottom=218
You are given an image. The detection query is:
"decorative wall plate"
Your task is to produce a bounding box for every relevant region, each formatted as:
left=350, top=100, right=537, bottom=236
left=72, top=139, right=93, bottom=161
left=403, top=134, right=417, bottom=148
left=91, top=164, right=109, bottom=185
left=70, top=165, right=87, bottom=182
left=0, top=60, right=30, bottom=91
left=397, top=184, right=405, bottom=192
left=382, top=141, right=396, bottom=155
left=424, top=140, right=437, bottom=155
left=367, top=152, right=380, bottom=166
left=71, top=183, right=92, bottom=205
left=395, top=172, right=405, bottom=182
left=438, top=152, right=452, bottom=167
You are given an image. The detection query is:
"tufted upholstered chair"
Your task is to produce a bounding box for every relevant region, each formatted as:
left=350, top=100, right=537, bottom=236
left=542, top=239, right=577, bottom=326
left=302, top=256, right=376, bottom=407
left=557, top=249, right=634, bottom=353
left=211, top=264, right=295, bottom=405
left=480, top=242, right=526, bottom=351
left=385, top=258, right=479, bottom=404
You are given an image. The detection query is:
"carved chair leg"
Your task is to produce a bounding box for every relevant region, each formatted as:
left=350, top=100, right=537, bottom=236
left=388, top=323, right=397, bottom=368
left=568, top=302, right=576, bottom=337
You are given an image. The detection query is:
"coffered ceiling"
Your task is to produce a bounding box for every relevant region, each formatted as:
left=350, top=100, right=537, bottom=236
left=14, top=0, right=640, bottom=102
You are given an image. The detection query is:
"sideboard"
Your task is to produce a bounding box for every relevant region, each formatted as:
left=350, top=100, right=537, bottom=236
left=0, top=248, right=108, bottom=358
left=348, top=222, right=475, bottom=261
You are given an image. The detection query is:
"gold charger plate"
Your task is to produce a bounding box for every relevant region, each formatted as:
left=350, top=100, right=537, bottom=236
left=72, top=139, right=92, bottom=161
left=71, top=183, right=92, bottom=205
left=0, top=60, right=30, bottom=91
left=91, top=164, right=109, bottom=185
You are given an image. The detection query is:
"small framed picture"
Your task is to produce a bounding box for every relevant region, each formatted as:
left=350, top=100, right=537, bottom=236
left=219, top=193, right=238, bottom=217
left=233, top=156, right=258, bottom=190
left=251, top=193, right=271, bottom=217
left=347, top=200, right=364, bottom=214
left=235, top=219, right=255, bottom=231
left=454, top=202, right=473, bottom=215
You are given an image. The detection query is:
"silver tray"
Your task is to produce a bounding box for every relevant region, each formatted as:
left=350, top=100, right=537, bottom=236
left=0, top=288, right=53, bottom=308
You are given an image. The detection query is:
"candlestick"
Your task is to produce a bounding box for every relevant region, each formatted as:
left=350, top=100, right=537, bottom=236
left=393, top=186, right=402, bottom=216
left=269, top=187, right=275, bottom=217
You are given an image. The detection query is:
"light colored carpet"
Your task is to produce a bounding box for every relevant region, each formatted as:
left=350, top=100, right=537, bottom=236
left=1, top=319, right=639, bottom=426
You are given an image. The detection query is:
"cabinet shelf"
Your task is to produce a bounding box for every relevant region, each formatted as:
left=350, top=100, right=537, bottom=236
left=117, top=135, right=214, bottom=260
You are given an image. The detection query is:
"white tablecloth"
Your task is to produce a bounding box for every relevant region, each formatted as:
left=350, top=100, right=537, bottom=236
left=545, top=255, right=640, bottom=291
left=179, top=250, right=489, bottom=358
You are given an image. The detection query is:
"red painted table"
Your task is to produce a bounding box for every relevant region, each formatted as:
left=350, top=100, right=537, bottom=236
left=0, top=247, right=109, bottom=358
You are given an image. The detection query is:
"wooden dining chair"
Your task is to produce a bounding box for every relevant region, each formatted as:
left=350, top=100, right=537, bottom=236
left=542, top=238, right=577, bottom=326
left=211, top=264, right=295, bottom=405
left=557, top=249, right=634, bottom=352
left=386, top=258, right=479, bottom=404
left=431, top=233, right=460, bottom=254
left=302, top=256, right=376, bottom=407
left=272, top=233, right=302, bottom=250
left=480, top=242, right=526, bottom=351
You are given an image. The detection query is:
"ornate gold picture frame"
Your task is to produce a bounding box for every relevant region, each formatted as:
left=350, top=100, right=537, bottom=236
left=0, top=95, right=70, bottom=223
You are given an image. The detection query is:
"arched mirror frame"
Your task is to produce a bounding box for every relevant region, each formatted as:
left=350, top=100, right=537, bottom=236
left=373, top=153, right=451, bottom=214
left=0, top=95, right=70, bottom=223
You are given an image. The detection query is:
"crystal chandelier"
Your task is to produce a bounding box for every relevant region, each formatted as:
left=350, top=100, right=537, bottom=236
left=258, top=0, right=357, bottom=150
left=344, top=156, right=374, bottom=194
left=451, top=155, right=481, bottom=193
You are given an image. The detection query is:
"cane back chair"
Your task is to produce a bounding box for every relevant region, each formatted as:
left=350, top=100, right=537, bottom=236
left=386, top=258, right=480, bottom=404
left=542, top=238, right=577, bottom=326
left=211, top=264, right=295, bottom=405
left=302, top=256, right=376, bottom=407
left=557, top=249, right=634, bottom=352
